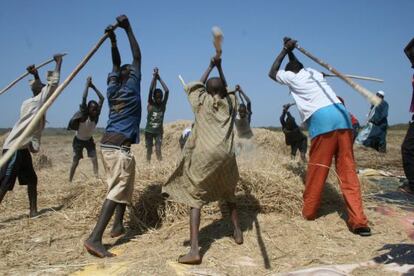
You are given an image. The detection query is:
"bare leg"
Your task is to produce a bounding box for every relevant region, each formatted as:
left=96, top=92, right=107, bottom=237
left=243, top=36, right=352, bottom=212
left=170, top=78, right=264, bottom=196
left=91, top=157, right=99, bottom=178
left=146, top=147, right=152, bottom=162
left=155, top=145, right=162, bottom=161
left=28, top=183, right=39, bottom=218
left=227, top=202, right=243, bottom=244
left=155, top=133, right=163, bottom=161
left=145, top=132, right=153, bottom=162
left=178, top=207, right=202, bottom=264
left=291, top=145, right=296, bottom=160
left=84, top=199, right=117, bottom=258
left=0, top=187, right=8, bottom=204
left=69, top=157, right=80, bottom=182
left=110, top=203, right=126, bottom=238
left=300, top=152, right=307, bottom=163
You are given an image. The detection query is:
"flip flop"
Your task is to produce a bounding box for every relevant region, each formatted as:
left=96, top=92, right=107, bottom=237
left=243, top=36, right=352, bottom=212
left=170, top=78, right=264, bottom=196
left=353, top=227, right=372, bottom=237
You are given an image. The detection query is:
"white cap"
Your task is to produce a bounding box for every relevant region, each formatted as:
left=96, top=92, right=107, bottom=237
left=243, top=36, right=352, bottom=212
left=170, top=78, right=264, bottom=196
left=377, top=90, right=385, bottom=97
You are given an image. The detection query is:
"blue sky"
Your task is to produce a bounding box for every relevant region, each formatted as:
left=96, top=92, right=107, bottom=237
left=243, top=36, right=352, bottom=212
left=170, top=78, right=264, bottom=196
left=0, top=0, right=412, bottom=128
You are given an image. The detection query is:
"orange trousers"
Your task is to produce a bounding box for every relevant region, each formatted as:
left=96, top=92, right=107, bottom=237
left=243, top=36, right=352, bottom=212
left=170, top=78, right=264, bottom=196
left=302, top=129, right=368, bottom=230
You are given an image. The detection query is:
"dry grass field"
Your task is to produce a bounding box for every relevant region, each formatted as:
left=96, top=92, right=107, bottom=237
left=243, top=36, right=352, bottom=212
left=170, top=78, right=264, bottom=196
left=0, top=122, right=413, bottom=275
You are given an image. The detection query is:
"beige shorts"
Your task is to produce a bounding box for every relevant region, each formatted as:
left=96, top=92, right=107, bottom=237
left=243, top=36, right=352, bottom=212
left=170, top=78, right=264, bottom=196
left=100, top=146, right=135, bottom=205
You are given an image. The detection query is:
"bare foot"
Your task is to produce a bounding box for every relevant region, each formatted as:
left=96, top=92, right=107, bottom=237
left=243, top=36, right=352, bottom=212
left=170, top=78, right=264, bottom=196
left=84, top=240, right=116, bottom=258
left=110, top=225, right=126, bottom=238
left=233, top=228, right=244, bottom=244
left=178, top=251, right=201, bottom=265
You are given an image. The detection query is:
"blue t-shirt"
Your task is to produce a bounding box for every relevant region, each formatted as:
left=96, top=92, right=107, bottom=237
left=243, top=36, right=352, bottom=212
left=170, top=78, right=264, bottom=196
left=307, top=103, right=352, bottom=139
left=105, top=66, right=142, bottom=144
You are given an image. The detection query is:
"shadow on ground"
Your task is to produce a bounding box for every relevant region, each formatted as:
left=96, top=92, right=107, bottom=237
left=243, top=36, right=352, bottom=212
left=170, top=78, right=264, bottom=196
left=316, top=182, right=348, bottom=223
left=285, top=162, right=307, bottom=184
left=183, top=194, right=271, bottom=269
left=0, top=204, right=64, bottom=224
left=113, top=183, right=166, bottom=246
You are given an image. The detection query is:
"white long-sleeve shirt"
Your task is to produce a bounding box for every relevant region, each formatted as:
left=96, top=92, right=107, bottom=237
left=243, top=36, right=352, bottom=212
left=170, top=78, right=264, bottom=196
left=3, top=71, right=60, bottom=152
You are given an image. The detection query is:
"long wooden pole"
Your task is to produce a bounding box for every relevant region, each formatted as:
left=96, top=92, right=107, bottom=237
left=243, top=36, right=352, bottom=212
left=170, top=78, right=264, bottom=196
left=295, top=44, right=381, bottom=106
left=0, top=53, right=68, bottom=96
left=178, top=75, right=186, bottom=87
left=0, top=23, right=119, bottom=168
left=322, top=73, right=383, bottom=83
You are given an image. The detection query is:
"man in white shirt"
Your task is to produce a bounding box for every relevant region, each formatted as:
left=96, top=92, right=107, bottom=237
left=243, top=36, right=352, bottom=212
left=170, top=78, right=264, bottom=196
left=0, top=54, right=63, bottom=217
left=67, top=76, right=104, bottom=182
left=268, top=38, right=370, bottom=236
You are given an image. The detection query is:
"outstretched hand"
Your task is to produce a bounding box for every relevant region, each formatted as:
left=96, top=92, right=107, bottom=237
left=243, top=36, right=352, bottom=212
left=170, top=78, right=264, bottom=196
left=26, top=64, right=37, bottom=75
left=53, top=53, right=64, bottom=63
left=153, top=67, right=159, bottom=79
left=283, top=37, right=297, bottom=51
left=282, top=104, right=291, bottom=112
left=212, top=56, right=222, bottom=67
left=116, top=15, right=130, bottom=30
left=86, top=76, right=93, bottom=87
left=105, top=25, right=116, bottom=42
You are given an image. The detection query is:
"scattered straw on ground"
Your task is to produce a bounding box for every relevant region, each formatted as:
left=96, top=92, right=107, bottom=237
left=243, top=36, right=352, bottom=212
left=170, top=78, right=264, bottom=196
left=0, top=122, right=411, bottom=275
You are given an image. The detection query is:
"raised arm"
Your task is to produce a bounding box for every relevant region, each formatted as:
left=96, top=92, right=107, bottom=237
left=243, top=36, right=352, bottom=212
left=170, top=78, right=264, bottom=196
left=117, top=15, right=141, bottom=69
left=41, top=54, right=63, bottom=101
left=268, top=37, right=296, bottom=81
left=158, top=73, right=170, bottom=105
left=26, top=64, right=41, bottom=82
left=269, top=49, right=288, bottom=81
left=82, top=76, right=91, bottom=107
left=405, top=38, right=414, bottom=68
left=280, top=110, right=287, bottom=128
left=238, top=93, right=245, bottom=105
left=214, top=57, right=227, bottom=88
left=405, top=38, right=414, bottom=56
left=148, top=68, right=157, bottom=105
left=280, top=104, right=291, bottom=128
left=90, top=79, right=105, bottom=107
left=200, top=58, right=215, bottom=84
left=237, top=85, right=251, bottom=111
left=105, top=25, right=121, bottom=73
left=53, top=53, right=63, bottom=74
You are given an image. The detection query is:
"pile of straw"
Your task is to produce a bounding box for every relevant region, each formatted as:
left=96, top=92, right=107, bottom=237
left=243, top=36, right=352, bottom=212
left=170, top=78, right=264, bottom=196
left=124, top=121, right=307, bottom=230
left=0, top=132, right=52, bottom=169
left=33, top=149, right=53, bottom=169
left=0, top=121, right=349, bottom=231
left=20, top=120, right=350, bottom=233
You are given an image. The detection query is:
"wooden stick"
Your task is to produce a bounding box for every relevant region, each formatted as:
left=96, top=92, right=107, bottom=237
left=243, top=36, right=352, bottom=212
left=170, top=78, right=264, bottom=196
left=0, top=23, right=119, bottom=168
left=0, top=53, right=68, bottom=96
left=212, top=26, right=223, bottom=58
left=178, top=75, right=186, bottom=87
left=295, top=44, right=381, bottom=106
left=322, top=72, right=383, bottom=83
